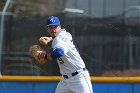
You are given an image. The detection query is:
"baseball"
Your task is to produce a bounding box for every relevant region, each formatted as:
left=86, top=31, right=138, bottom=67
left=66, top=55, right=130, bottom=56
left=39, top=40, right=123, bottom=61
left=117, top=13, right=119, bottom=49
left=41, top=38, right=48, bottom=45
left=42, top=38, right=46, bottom=42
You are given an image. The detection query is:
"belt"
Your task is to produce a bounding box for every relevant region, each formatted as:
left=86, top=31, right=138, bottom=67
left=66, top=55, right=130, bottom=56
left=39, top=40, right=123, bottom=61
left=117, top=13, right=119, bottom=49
left=63, top=68, right=86, bottom=79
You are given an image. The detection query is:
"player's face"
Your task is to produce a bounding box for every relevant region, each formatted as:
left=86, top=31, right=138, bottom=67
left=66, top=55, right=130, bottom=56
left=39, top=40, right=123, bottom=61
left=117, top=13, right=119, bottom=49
left=48, top=25, right=61, bottom=37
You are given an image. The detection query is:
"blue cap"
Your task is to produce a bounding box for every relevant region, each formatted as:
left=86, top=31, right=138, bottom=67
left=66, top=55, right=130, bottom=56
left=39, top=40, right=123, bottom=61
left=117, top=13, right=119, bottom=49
left=47, top=16, right=60, bottom=26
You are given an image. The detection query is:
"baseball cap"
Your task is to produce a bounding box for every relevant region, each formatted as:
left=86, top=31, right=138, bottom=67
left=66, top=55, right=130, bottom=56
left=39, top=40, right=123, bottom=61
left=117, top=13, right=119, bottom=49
left=47, top=16, right=61, bottom=26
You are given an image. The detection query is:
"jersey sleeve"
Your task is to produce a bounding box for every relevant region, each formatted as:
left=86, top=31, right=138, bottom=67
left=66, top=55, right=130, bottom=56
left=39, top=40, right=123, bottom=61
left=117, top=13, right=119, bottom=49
left=52, top=34, right=69, bottom=55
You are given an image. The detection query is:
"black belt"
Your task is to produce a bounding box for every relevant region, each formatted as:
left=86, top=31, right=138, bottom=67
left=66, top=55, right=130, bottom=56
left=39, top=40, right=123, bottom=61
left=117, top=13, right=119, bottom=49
left=63, top=68, right=86, bottom=79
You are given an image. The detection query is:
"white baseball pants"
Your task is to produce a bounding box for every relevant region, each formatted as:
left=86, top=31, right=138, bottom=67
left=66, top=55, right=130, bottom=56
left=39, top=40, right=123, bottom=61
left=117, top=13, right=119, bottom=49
left=55, top=70, right=93, bottom=93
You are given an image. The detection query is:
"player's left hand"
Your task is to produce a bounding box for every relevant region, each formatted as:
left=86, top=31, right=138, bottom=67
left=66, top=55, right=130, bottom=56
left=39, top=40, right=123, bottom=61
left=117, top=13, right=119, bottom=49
left=29, top=45, right=47, bottom=64
left=37, top=51, right=46, bottom=60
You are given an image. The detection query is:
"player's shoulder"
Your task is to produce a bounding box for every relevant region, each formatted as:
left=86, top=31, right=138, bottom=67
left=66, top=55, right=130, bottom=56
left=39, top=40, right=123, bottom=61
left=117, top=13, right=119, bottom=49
left=60, top=29, right=71, bottom=34
left=59, top=29, right=72, bottom=38
left=53, top=29, right=72, bottom=42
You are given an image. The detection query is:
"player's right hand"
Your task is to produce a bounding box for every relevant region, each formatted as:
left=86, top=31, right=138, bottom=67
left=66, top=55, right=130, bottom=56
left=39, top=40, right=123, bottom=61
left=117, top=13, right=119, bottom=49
left=39, top=36, right=52, bottom=45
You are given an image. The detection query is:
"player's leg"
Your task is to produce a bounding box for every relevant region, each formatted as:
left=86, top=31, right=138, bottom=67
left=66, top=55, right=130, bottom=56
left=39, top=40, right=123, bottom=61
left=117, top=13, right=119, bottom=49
left=55, top=79, right=73, bottom=93
left=69, top=71, right=93, bottom=93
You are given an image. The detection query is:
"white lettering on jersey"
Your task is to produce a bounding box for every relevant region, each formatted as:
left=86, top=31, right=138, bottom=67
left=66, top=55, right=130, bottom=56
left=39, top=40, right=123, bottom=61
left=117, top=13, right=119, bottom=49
left=58, top=35, right=67, bottom=42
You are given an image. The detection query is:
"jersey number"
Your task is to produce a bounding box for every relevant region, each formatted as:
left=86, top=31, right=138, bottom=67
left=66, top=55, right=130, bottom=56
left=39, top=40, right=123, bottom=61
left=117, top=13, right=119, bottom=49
left=58, top=58, right=64, bottom=64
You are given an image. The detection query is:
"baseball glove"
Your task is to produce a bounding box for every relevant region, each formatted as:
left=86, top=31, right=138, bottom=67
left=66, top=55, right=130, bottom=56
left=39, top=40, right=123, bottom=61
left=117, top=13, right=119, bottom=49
left=29, top=45, right=46, bottom=64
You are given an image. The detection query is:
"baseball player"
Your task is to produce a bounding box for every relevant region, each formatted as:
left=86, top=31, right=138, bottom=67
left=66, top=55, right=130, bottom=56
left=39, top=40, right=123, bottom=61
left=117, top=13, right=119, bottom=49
left=38, top=16, right=93, bottom=93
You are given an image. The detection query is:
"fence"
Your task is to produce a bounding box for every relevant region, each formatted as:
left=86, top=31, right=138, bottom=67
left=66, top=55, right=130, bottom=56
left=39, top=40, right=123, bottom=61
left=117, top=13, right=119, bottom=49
left=0, top=76, right=140, bottom=93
